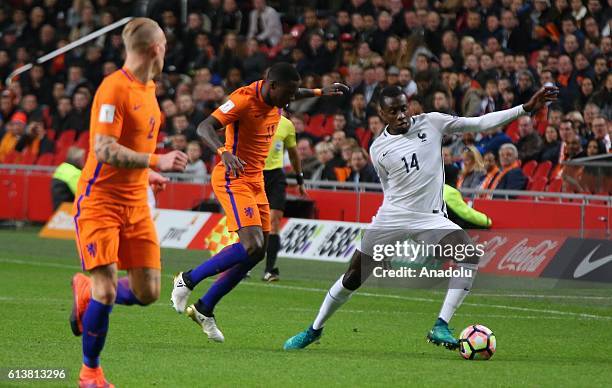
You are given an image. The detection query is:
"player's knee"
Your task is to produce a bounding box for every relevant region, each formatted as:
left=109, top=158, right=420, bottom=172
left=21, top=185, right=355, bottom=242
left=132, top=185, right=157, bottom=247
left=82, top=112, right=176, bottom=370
left=246, top=243, right=266, bottom=262
left=342, top=269, right=363, bottom=291
left=93, top=287, right=117, bottom=305
left=133, top=285, right=160, bottom=305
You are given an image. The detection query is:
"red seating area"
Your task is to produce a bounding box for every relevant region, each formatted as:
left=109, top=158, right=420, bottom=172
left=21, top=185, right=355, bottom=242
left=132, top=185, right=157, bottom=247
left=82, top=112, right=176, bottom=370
left=523, top=160, right=562, bottom=194
left=0, top=129, right=90, bottom=166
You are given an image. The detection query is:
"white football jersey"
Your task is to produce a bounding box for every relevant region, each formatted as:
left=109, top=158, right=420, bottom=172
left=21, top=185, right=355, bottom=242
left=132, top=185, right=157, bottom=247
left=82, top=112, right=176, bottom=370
left=370, top=106, right=525, bottom=215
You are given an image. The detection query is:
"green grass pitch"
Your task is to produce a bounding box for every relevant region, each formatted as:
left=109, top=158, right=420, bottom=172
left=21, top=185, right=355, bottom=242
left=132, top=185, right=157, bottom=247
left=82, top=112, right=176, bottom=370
left=1, top=228, right=612, bottom=387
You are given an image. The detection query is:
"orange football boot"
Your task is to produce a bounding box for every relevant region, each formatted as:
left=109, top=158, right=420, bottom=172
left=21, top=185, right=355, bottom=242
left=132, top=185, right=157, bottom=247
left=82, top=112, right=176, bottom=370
left=70, top=273, right=92, bottom=336
left=79, top=364, right=114, bottom=388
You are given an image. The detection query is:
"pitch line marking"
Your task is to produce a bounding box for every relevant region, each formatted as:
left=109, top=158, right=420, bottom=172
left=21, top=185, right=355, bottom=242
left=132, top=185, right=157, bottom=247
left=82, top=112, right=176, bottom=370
left=1, top=258, right=611, bottom=321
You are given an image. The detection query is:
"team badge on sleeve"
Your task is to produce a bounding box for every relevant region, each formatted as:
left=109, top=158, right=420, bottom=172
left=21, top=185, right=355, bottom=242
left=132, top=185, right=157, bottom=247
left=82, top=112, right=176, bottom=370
left=219, top=99, right=235, bottom=113
left=99, top=104, right=116, bottom=123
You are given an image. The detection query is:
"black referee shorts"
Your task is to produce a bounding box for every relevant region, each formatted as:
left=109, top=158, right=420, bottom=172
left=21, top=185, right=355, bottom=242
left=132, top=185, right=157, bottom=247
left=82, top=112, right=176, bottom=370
left=264, top=168, right=288, bottom=211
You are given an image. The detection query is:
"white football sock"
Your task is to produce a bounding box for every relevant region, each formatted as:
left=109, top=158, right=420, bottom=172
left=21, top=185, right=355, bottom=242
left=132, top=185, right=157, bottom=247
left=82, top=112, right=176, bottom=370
left=312, top=275, right=354, bottom=330
left=438, top=262, right=478, bottom=324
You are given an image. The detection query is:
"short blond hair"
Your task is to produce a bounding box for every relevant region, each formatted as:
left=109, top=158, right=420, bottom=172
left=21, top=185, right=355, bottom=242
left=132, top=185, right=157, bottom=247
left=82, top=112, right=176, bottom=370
left=122, top=17, right=161, bottom=53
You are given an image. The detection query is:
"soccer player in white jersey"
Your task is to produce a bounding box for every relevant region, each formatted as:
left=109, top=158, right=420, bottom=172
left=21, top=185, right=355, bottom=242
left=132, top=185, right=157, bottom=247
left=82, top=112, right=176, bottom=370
left=284, top=84, right=558, bottom=351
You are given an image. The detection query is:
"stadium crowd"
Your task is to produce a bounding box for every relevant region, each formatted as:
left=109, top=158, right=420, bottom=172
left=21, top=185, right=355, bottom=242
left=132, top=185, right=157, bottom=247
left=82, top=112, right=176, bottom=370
left=0, top=0, right=610, bottom=194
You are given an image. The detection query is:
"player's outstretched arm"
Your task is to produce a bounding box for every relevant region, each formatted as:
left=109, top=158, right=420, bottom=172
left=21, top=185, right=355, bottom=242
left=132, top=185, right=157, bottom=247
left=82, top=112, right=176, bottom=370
left=196, top=115, right=246, bottom=177
left=295, top=83, right=350, bottom=100
left=94, top=134, right=187, bottom=171
left=444, top=86, right=559, bottom=134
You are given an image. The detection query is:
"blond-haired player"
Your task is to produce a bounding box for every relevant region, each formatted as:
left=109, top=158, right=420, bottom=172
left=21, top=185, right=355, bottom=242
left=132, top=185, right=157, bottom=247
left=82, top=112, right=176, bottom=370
left=69, top=18, right=187, bottom=388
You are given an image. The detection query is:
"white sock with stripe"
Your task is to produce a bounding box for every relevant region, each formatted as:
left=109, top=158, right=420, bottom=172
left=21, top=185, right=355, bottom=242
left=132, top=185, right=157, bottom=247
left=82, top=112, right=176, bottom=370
left=312, top=276, right=354, bottom=330
left=438, top=262, right=478, bottom=323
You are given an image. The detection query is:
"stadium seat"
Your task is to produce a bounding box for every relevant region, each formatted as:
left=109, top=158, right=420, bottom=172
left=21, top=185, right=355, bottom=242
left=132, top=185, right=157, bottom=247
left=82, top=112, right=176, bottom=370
left=36, top=153, right=54, bottom=166
left=522, top=160, right=538, bottom=177
left=56, top=129, right=77, bottom=150
left=542, top=177, right=563, bottom=201
left=53, top=147, right=69, bottom=165
left=76, top=131, right=90, bottom=150
left=505, top=121, right=520, bottom=142
left=305, top=114, right=326, bottom=136
left=3, top=150, right=19, bottom=164
left=21, top=151, right=37, bottom=165
left=46, top=129, right=56, bottom=141
left=354, top=127, right=372, bottom=149
left=527, top=176, right=547, bottom=191
left=533, top=160, right=552, bottom=179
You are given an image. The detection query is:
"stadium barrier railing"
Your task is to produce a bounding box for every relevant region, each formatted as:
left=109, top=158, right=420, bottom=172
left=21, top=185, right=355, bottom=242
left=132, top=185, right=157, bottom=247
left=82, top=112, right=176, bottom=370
left=1, top=164, right=610, bottom=238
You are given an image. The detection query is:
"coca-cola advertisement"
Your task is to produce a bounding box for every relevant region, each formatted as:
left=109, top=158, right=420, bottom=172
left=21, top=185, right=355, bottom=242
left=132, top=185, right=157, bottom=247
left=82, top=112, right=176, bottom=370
left=468, top=230, right=566, bottom=277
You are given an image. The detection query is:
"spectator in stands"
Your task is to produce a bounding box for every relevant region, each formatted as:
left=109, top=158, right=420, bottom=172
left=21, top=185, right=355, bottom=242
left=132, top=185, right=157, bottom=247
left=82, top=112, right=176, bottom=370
left=0, top=111, right=26, bottom=162
left=346, top=93, right=367, bottom=133
left=433, top=91, right=453, bottom=114
left=176, top=94, right=205, bottom=130
left=491, top=143, right=528, bottom=191
left=65, top=65, right=88, bottom=96
left=457, top=145, right=486, bottom=189
left=68, top=90, right=90, bottom=133
left=242, top=38, right=269, bottom=83
left=311, top=141, right=339, bottom=181
left=398, top=67, right=417, bottom=97
left=591, top=117, right=610, bottom=152
left=515, top=70, right=537, bottom=105
left=212, top=32, right=243, bottom=78
left=0, top=90, right=17, bottom=130
left=330, top=129, right=348, bottom=165
left=51, top=96, right=76, bottom=138
left=296, top=138, right=320, bottom=179
left=247, top=0, right=282, bottom=47
left=548, top=105, right=564, bottom=129
left=21, top=94, right=43, bottom=121
left=540, top=125, right=562, bottom=163
left=15, top=118, right=54, bottom=157
left=583, top=102, right=600, bottom=132
left=477, top=126, right=512, bottom=156
left=171, top=113, right=197, bottom=140
left=449, top=132, right=476, bottom=162
left=347, top=147, right=380, bottom=183
left=51, top=146, right=84, bottom=211
left=366, top=114, right=385, bottom=148
left=171, top=133, right=188, bottom=153
left=516, top=116, right=543, bottom=163
left=443, top=146, right=460, bottom=188
left=481, top=151, right=500, bottom=190
left=585, top=138, right=607, bottom=157
left=183, top=141, right=207, bottom=183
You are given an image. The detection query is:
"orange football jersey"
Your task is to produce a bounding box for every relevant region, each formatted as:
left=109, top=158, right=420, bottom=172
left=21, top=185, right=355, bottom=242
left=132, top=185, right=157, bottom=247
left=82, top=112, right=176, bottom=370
left=212, top=80, right=281, bottom=182
left=75, top=68, right=161, bottom=205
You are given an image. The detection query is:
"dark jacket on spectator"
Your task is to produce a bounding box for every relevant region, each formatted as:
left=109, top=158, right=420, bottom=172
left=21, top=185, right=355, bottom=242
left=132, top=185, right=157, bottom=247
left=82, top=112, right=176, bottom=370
left=517, top=132, right=544, bottom=163
left=539, top=140, right=561, bottom=164
left=242, top=52, right=269, bottom=83
left=477, top=131, right=512, bottom=156
left=348, top=163, right=380, bottom=183
left=495, top=168, right=528, bottom=190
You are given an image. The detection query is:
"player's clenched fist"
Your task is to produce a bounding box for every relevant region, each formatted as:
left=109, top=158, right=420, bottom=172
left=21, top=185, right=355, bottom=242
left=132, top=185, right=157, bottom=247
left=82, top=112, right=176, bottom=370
left=157, top=150, right=188, bottom=172
left=221, top=151, right=247, bottom=178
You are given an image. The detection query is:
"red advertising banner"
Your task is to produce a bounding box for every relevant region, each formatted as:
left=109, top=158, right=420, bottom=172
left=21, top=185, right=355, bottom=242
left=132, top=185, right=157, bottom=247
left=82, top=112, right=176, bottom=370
left=469, top=230, right=567, bottom=277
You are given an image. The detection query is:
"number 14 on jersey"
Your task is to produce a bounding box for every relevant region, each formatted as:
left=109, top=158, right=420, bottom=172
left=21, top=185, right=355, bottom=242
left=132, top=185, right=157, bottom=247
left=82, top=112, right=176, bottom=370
left=401, top=153, right=420, bottom=173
